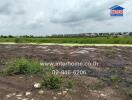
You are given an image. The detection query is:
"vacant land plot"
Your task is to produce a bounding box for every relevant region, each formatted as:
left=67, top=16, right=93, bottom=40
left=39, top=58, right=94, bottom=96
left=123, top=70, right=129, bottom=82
left=0, top=44, right=132, bottom=100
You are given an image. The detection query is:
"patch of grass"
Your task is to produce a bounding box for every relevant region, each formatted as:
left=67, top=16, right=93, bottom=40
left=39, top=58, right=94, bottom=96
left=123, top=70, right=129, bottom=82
left=2, top=58, right=43, bottom=75
left=41, top=75, right=75, bottom=90
left=41, top=75, right=63, bottom=90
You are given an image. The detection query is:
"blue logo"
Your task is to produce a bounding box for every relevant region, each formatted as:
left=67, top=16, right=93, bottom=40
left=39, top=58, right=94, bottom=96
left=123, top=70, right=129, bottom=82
left=110, top=5, right=124, bottom=16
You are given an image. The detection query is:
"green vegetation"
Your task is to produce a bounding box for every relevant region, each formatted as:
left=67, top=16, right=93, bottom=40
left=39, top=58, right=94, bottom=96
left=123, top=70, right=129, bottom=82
left=41, top=75, right=74, bottom=90
left=2, top=58, right=43, bottom=75
left=41, top=75, right=63, bottom=89
left=1, top=58, right=74, bottom=90
left=0, top=37, right=132, bottom=44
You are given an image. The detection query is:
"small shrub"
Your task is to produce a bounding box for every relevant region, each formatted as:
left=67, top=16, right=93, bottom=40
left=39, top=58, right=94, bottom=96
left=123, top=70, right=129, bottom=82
left=41, top=75, right=62, bottom=89
left=3, top=58, right=43, bottom=75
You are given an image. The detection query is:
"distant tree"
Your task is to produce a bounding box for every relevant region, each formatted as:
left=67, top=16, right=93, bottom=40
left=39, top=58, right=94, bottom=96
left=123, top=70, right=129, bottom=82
left=2, top=36, right=7, bottom=38
left=8, top=35, right=14, bottom=38
left=0, top=35, right=7, bottom=38
left=30, top=35, right=34, bottom=38
left=0, top=35, right=3, bottom=38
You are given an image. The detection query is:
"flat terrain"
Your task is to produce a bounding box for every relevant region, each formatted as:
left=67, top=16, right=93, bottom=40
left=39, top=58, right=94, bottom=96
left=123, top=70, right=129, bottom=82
left=0, top=44, right=132, bottom=100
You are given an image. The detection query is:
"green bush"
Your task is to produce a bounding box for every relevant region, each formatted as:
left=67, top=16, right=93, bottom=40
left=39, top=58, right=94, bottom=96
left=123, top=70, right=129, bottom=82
left=3, top=58, right=43, bottom=75
left=41, top=74, right=75, bottom=90
left=41, top=75, right=62, bottom=89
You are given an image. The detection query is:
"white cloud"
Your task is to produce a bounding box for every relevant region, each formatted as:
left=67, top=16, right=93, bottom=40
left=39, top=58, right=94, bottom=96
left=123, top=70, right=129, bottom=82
left=0, top=0, right=131, bottom=35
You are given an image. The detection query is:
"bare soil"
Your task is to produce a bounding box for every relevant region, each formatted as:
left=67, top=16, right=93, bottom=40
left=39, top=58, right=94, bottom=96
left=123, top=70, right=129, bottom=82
left=0, top=44, right=132, bottom=100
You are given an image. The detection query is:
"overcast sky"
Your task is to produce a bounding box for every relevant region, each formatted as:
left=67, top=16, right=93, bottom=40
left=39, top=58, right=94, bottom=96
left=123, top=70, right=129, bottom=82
left=0, top=0, right=131, bottom=36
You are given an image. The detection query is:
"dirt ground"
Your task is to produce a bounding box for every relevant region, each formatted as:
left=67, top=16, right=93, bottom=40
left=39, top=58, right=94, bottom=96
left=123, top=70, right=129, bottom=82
left=0, top=44, right=132, bottom=100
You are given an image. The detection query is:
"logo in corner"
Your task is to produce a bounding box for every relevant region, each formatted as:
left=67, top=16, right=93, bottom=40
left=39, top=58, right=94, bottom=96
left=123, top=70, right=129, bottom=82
left=110, top=5, right=125, bottom=16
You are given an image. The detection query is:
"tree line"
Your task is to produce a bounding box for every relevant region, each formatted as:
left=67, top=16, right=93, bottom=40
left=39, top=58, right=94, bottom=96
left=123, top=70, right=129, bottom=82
left=0, top=32, right=132, bottom=38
